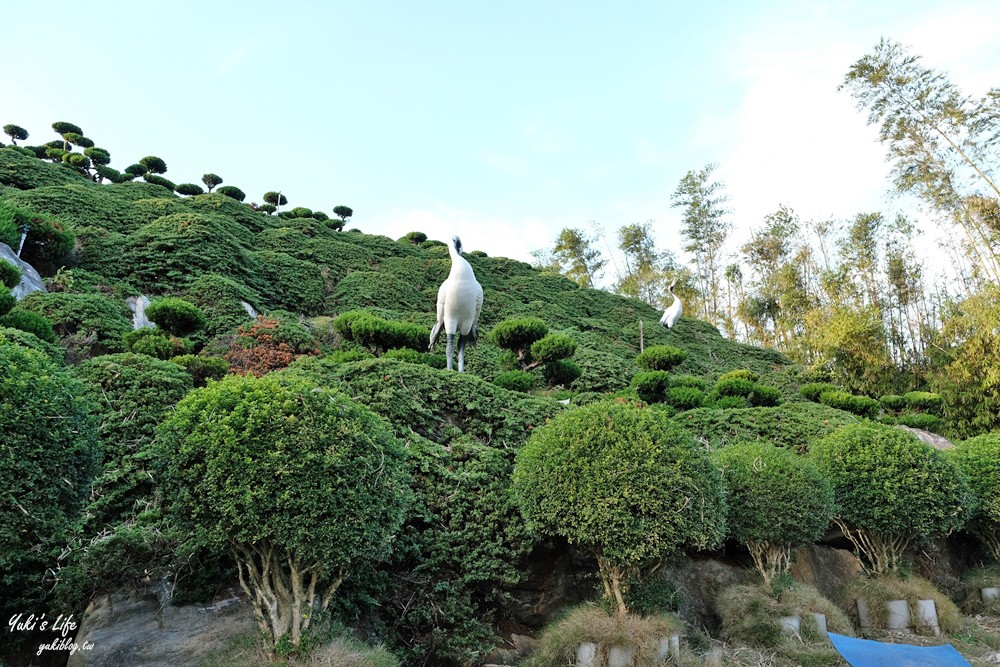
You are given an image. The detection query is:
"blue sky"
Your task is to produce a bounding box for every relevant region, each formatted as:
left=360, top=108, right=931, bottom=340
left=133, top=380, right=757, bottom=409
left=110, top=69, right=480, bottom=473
left=3, top=1, right=999, bottom=271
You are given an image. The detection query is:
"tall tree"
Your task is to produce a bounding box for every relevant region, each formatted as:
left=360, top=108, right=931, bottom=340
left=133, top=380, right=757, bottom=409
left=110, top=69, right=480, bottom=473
left=202, top=173, right=223, bottom=192
left=671, top=164, right=731, bottom=325
left=3, top=124, right=28, bottom=145
left=535, top=227, right=606, bottom=288
left=841, top=38, right=1000, bottom=282
left=613, top=222, right=679, bottom=307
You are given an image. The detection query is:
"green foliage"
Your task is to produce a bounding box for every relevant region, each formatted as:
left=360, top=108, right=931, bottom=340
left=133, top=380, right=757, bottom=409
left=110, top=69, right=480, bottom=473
left=75, top=353, right=193, bottom=526
left=897, top=412, right=941, bottom=431
left=0, top=199, right=75, bottom=267
left=706, top=395, right=748, bottom=409
left=262, top=191, right=287, bottom=206
left=401, top=231, right=427, bottom=244
left=336, top=312, right=428, bottom=354
left=381, top=347, right=444, bottom=368
left=719, top=368, right=760, bottom=383
left=138, top=155, right=167, bottom=174
left=215, top=185, right=246, bottom=201
left=714, top=443, right=834, bottom=582
left=0, top=308, right=56, bottom=342
left=255, top=249, right=327, bottom=315
left=175, top=182, right=205, bottom=196
left=490, top=317, right=548, bottom=352
left=3, top=124, right=28, bottom=144
left=810, top=422, right=974, bottom=573
left=202, top=173, right=223, bottom=191
left=123, top=327, right=191, bottom=359
left=493, top=369, right=536, bottom=392
left=0, top=259, right=21, bottom=288
left=750, top=384, right=783, bottom=407
left=145, top=297, right=206, bottom=336
left=513, top=401, right=726, bottom=614
left=333, top=205, right=353, bottom=220
left=950, top=433, right=1000, bottom=562
left=530, top=332, right=577, bottom=363
left=670, top=374, right=709, bottom=390
left=169, top=353, right=229, bottom=386
left=0, top=284, right=12, bottom=316
left=18, top=291, right=131, bottom=359
left=879, top=394, right=906, bottom=411
left=715, top=376, right=756, bottom=398
left=155, top=373, right=410, bottom=646
left=142, top=174, right=175, bottom=191
left=665, top=386, right=705, bottom=411
left=568, top=346, right=637, bottom=393
left=181, top=273, right=260, bottom=337
left=903, top=390, right=943, bottom=413
left=675, top=402, right=858, bottom=453
left=544, top=358, right=582, bottom=388
left=289, top=206, right=313, bottom=218
left=0, top=333, right=100, bottom=622
left=636, top=344, right=687, bottom=371
left=631, top=370, right=671, bottom=403
left=819, top=389, right=879, bottom=418
left=800, top=382, right=838, bottom=402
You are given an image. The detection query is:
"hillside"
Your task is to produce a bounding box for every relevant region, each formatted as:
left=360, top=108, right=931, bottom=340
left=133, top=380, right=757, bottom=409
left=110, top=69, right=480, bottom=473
left=4, top=146, right=998, bottom=667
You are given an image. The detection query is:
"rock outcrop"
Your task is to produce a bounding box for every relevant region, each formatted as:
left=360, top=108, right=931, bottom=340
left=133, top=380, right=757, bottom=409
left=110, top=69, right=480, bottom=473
left=0, top=241, right=46, bottom=300
left=67, top=592, right=255, bottom=667
left=125, top=295, right=155, bottom=330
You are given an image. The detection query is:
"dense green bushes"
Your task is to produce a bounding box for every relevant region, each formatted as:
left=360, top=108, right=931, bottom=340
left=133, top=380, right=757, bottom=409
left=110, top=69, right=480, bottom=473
left=18, top=291, right=132, bottom=360
left=513, top=400, right=726, bottom=616
left=714, top=443, right=835, bottom=584
left=0, top=333, right=100, bottom=627
left=810, top=423, right=973, bottom=574
left=154, top=373, right=410, bottom=650
left=145, top=297, right=205, bottom=336
left=950, top=433, right=1000, bottom=562
left=334, top=310, right=428, bottom=354
left=636, top=344, right=686, bottom=371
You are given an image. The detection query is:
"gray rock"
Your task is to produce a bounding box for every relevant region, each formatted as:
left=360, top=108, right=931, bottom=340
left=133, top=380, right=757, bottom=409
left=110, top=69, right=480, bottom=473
left=67, top=593, right=255, bottom=667
left=789, top=544, right=864, bottom=601
left=660, top=556, right=754, bottom=633
left=898, top=425, right=955, bottom=451
left=125, top=295, right=155, bottom=330
left=0, top=241, right=46, bottom=300
left=241, top=300, right=258, bottom=318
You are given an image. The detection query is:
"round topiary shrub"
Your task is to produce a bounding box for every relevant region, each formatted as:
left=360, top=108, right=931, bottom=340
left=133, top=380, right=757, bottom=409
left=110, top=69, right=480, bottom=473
left=154, top=373, right=410, bottom=650
left=530, top=333, right=577, bottom=364
left=124, top=328, right=191, bottom=360
left=490, top=317, right=548, bottom=354
left=175, top=183, right=205, bottom=196
left=810, top=422, right=973, bottom=574
left=903, top=391, right=943, bottom=414
left=401, top=231, right=428, bottom=245
left=818, top=389, right=855, bottom=412
left=750, top=384, right=783, bottom=407
left=0, top=308, right=56, bottom=343
left=719, top=369, right=760, bottom=383
left=493, top=370, right=535, bottom=393
left=544, top=358, right=582, bottom=388
left=632, top=370, right=671, bottom=403
left=800, top=382, right=838, bottom=402
left=665, top=386, right=705, bottom=411
left=669, top=374, right=708, bottom=391
left=145, top=297, right=206, bottom=337
left=169, top=354, right=229, bottom=387
left=636, top=345, right=687, bottom=372
left=949, top=433, right=1000, bottom=563
left=142, top=174, right=175, bottom=191
left=879, top=394, right=906, bottom=412
left=715, top=377, right=756, bottom=398
left=713, top=442, right=834, bottom=585
left=513, top=400, right=726, bottom=616
left=215, top=185, right=246, bottom=201
left=897, top=413, right=941, bottom=432
left=0, top=284, right=14, bottom=317
left=849, top=394, right=881, bottom=419
left=0, top=259, right=21, bottom=289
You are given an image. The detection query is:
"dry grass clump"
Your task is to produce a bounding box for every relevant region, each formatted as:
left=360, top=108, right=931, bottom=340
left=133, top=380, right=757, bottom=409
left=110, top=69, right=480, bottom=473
left=842, top=574, right=962, bottom=633
left=718, top=582, right=849, bottom=648
left=196, top=633, right=400, bottom=667
left=527, top=603, right=685, bottom=667
left=958, top=566, right=1000, bottom=616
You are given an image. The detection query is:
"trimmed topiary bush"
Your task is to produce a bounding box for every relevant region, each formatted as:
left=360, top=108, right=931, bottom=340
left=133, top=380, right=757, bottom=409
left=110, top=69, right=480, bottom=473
left=123, top=328, right=191, bottom=360
left=215, top=185, right=246, bottom=201
left=145, top=297, right=206, bottom=337
left=800, top=382, right=838, bottom=403
left=879, top=394, right=906, bottom=412
left=0, top=332, right=100, bottom=628
left=491, top=317, right=548, bottom=366
left=903, top=391, right=943, bottom=414
left=636, top=344, right=687, bottom=372
left=175, top=183, right=205, bottom=196
left=169, top=354, right=229, bottom=387
left=750, top=384, right=783, bottom=407
left=818, top=389, right=855, bottom=412
left=154, top=373, right=410, bottom=651
left=810, top=422, right=974, bottom=574
left=0, top=259, right=21, bottom=288
left=669, top=374, right=709, bottom=391
left=713, top=442, right=834, bottom=585
left=715, top=376, right=756, bottom=398
left=897, top=412, right=941, bottom=432
left=544, top=358, right=582, bottom=388
left=513, top=400, right=726, bottom=616
left=949, top=433, right=1000, bottom=563
left=0, top=284, right=13, bottom=317
left=0, top=308, right=57, bottom=343
left=530, top=333, right=577, bottom=364
left=632, top=370, right=671, bottom=403
left=719, top=368, right=760, bottom=383
left=493, top=370, right=535, bottom=393
left=665, top=386, right=705, bottom=411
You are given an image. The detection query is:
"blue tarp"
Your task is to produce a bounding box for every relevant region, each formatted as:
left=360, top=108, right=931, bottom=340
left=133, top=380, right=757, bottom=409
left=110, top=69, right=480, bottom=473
left=829, top=632, right=973, bottom=667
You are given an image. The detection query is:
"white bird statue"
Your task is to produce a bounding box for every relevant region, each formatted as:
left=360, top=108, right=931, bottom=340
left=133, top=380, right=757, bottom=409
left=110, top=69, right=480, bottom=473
left=429, top=236, right=484, bottom=372
left=659, top=278, right=682, bottom=329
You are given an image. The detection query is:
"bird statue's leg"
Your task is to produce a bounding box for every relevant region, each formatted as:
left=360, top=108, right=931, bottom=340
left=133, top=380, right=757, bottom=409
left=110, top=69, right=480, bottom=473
left=446, top=333, right=454, bottom=371
left=457, top=336, right=466, bottom=373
